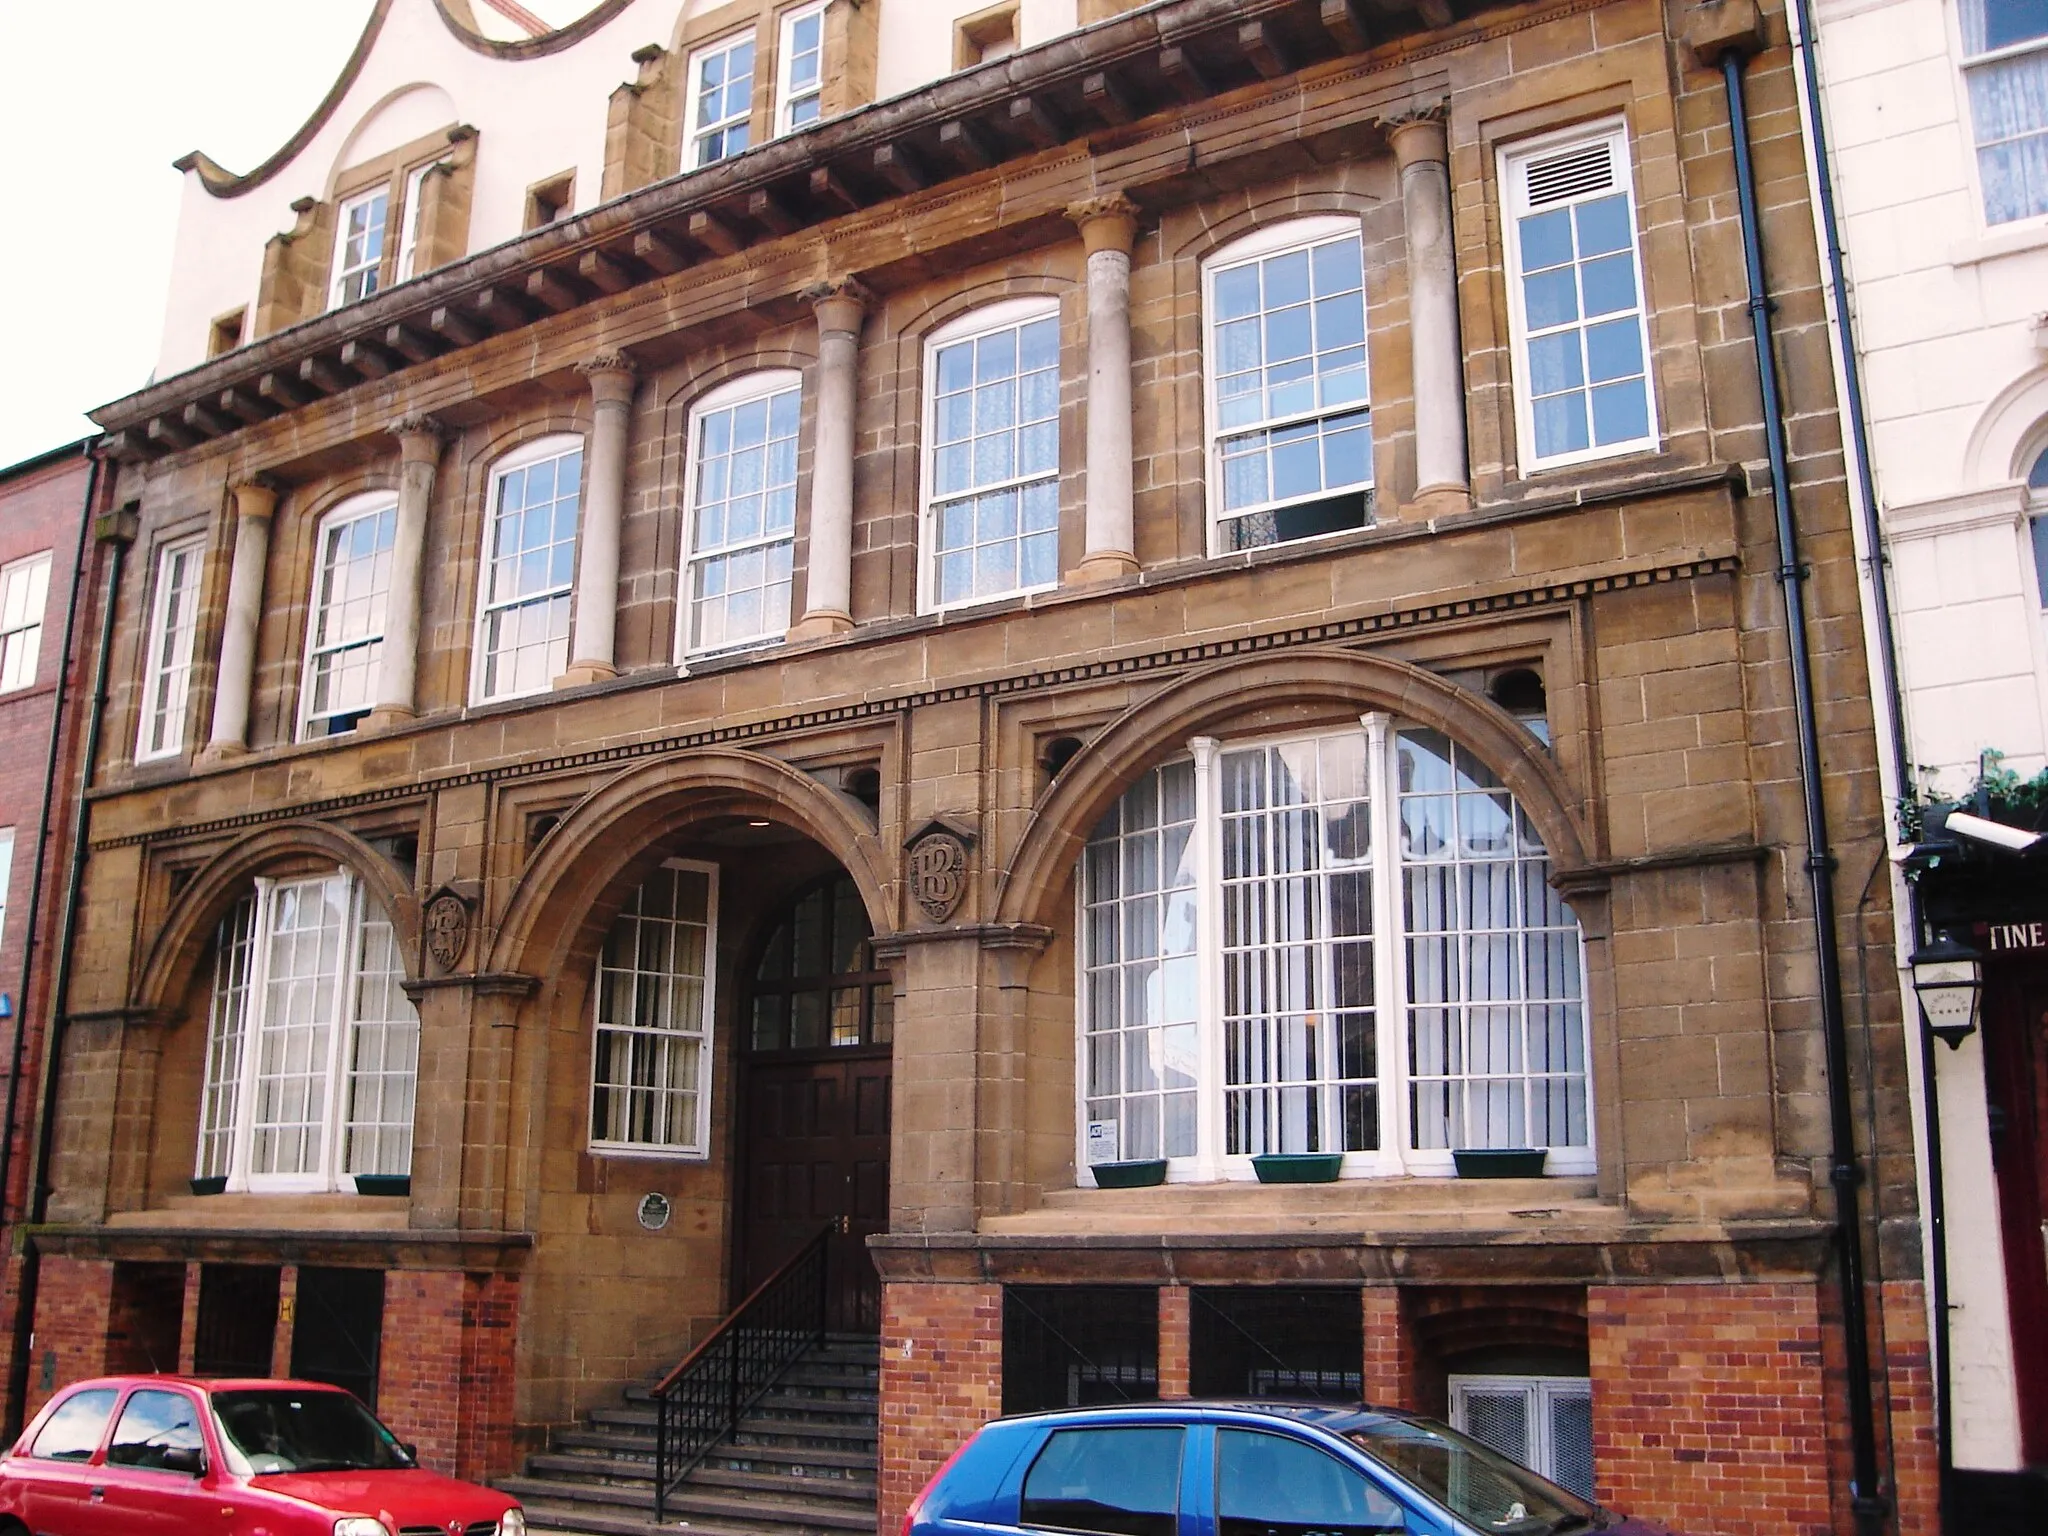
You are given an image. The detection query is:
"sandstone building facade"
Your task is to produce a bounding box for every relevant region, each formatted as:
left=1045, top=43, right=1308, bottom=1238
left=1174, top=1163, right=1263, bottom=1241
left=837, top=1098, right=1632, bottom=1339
left=23, top=0, right=1933, bottom=1533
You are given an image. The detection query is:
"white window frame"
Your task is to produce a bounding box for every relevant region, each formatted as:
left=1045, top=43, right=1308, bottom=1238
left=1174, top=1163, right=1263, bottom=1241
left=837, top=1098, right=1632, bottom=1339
left=1200, top=216, right=1375, bottom=557
left=470, top=433, right=585, bottom=706
left=395, top=160, right=438, bottom=283
left=135, top=536, right=206, bottom=763
left=685, top=29, right=758, bottom=170
left=1499, top=120, right=1660, bottom=475
left=194, top=871, right=419, bottom=1194
left=919, top=295, right=1064, bottom=615
left=329, top=186, right=390, bottom=310
left=588, top=859, right=721, bottom=1159
left=300, top=492, right=398, bottom=739
left=1073, top=715, right=1593, bottom=1184
left=775, top=1, right=827, bottom=136
left=678, top=369, right=804, bottom=662
left=1449, top=1374, right=1595, bottom=1497
left=0, top=550, right=52, bottom=693
left=1955, top=0, right=2048, bottom=228
left=0, top=827, right=14, bottom=957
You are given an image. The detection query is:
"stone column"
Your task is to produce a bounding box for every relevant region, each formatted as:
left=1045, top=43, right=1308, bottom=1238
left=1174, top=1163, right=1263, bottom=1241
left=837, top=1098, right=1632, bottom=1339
left=366, top=414, right=444, bottom=730
left=1068, top=193, right=1142, bottom=582
left=1386, top=109, right=1471, bottom=516
left=790, top=279, right=869, bottom=640
left=560, top=350, right=637, bottom=686
left=203, top=477, right=278, bottom=757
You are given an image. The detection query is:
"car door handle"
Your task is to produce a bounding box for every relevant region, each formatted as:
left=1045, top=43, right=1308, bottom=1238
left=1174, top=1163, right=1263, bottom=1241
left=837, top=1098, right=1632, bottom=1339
left=89, top=1485, right=107, bottom=1501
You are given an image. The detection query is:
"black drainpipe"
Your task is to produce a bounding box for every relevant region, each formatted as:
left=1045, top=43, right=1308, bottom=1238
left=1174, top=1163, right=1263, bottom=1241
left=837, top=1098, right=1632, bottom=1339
left=4, top=499, right=130, bottom=1437
left=1716, top=43, right=1887, bottom=1536
left=1781, top=0, right=1950, bottom=1518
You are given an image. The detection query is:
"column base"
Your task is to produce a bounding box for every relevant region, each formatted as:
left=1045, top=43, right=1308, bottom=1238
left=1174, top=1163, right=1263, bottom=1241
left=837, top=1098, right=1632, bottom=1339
left=361, top=706, right=416, bottom=733
left=195, top=741, right=248, bottom=766
left=787, top=609, right=855, bottom=642
left=554, top=661, right=618, bottom=688
left=1072, top=551, right=1141, bottom=585
left=1398, top=484, right=1473, bottom=521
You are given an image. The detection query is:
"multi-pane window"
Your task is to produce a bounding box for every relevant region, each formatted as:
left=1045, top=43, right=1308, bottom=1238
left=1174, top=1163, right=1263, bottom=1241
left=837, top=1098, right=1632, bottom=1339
left=136, top=537, right=205, bottom=762
left=196, top=872, right=420, bottom=1191
left=749, top=873, right=893, bottom=1053
left=777, top=2, right=826, bottom=135
left=687, top=32, right=756, bottom=169
left=1502, top=124, right=1657, bottom=470
left=474, top=436, right=583, bottom=703
left=395, top=160, right=437, bottom=282
left=0, top=551, right=51, bottom=692
left=925, top=300, right=1061, bottom=610
left=1079, top=720, right=1589, bottom=1179
left=329, top=188, right=389, bottom=309
left=1961, top=0, right=2048, bottom=224
left=591, top=862, right=718, bottom=1154
left=302, top=496, right=395, bottom=738
left=1450, top=1375, right=1595, bottom=1501
left=0, top=827, right=13, bottom=956
left=2029, top=445, right=2048, bottom=608
left=683, top=372, right=801, bottom=656
left=1205, top=219, right=1373, bottom=553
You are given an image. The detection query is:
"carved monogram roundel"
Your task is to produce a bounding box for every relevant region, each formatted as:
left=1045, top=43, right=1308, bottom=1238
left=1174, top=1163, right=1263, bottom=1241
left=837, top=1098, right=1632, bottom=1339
left=424, top=892, right=470, bottom=972
left=908, top=830, right=970, bottom=923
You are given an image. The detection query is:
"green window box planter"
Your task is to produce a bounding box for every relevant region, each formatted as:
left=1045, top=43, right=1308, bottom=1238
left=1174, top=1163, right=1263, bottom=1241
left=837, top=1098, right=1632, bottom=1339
left=1090, top=1159, right=1168, bottom=1188
left=1452, top=1148, right=1547, bottom=1179
left=188, top=1176, right=227, bottom=1197
left=353, top=1174, right=412, bottom=1197
left=1251, top=1153, right=1343, bottom=1183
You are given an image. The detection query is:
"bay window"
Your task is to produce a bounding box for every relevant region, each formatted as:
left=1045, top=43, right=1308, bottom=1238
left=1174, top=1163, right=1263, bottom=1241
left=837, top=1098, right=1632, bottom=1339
left=1078, top=718, right=1590, bottom=1180
left=197, top=872, right=418, bottom=1191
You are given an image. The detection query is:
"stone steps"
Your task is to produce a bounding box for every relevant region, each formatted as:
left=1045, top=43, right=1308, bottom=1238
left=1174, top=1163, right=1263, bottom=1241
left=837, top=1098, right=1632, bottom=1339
left=507, top=1333, right=880, bottom=1536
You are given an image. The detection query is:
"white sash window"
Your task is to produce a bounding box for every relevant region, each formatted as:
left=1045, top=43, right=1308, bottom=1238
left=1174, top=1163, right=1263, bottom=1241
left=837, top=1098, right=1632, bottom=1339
left=590, top=862, right=719, bottom=1157
left=197, top=872, right=419, bottom=1191
left=1078, top=719, right=1590, bottom=1180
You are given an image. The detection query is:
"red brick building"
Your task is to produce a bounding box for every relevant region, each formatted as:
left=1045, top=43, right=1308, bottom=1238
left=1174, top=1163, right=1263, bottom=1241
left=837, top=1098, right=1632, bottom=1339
left=19, top=1, right=1938, bottom=1533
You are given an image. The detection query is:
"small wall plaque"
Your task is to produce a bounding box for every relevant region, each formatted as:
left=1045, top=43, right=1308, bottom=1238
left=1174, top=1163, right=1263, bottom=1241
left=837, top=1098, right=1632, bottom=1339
left=423, top=888, right=472, bottom=974
left=637, top=1192, right=673, bottom=1231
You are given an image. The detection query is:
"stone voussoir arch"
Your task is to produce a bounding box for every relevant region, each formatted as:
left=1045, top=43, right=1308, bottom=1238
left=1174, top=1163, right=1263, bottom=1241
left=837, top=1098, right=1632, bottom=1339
left=994, top=646, right=1594, bottom=932
left=133, top=820, right=423, bottom=1020
left=485, top=747, right=894, bottom=980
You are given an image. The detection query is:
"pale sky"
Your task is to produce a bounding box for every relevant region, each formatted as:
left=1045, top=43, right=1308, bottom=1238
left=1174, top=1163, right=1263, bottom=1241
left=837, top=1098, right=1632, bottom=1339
left=0, top=2, right=602, bottom=472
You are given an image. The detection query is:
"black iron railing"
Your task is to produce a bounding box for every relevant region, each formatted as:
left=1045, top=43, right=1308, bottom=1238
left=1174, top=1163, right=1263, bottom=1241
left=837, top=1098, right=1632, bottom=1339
left=653, top=1226, right=830, bottom=1522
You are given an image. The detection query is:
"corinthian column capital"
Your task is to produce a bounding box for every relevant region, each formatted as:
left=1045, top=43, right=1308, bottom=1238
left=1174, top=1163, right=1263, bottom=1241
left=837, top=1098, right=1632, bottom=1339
left=802, top=277, right=874, bottom=335
left=390, top=413, right=447, bottom=463
left=577, top=350, right=638, bottom=406
left=1380, top=102, right=1450, bottom=169
left=1067, top=192, right=1140, bottom=257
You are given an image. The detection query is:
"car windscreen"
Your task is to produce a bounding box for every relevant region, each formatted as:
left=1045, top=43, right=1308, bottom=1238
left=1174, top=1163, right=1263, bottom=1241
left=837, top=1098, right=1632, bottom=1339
left=209, top=1389, right=414, bottom=1475
left=1344, top=1418, right=1599, bottom=1534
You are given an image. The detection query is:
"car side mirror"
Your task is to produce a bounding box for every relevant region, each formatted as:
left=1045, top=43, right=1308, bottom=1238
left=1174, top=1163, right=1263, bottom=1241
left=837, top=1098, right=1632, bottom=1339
left=160, top=1446, right=205, bottom=1476
left=398, top=1442, right=418, bottom=1465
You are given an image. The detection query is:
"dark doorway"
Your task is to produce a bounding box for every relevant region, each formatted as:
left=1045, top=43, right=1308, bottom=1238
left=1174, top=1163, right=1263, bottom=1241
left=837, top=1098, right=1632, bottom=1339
left=289, top=1268, right=385, bottom=1407
left=741, top=874, right=893, bottom=1334
left=1189, top=1287, right=1363, bottom=1401
left=194, top=1265, right=280, bottom=1377
left=1003, top=1286, right=1159, bottom=1413
left=107, top=1263, right=185, bottom=1375
left=1984, top=958, right=2048, bottom=1463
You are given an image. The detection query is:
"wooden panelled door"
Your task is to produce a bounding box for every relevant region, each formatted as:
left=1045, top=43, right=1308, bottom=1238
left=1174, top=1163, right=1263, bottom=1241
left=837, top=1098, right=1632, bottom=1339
left=739, top=874, right=894, bottom=1334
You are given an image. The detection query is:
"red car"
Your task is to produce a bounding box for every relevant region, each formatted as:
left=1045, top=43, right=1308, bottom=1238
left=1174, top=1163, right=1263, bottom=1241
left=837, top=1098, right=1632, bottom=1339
left=0, top=1375, right=524, bottom=1536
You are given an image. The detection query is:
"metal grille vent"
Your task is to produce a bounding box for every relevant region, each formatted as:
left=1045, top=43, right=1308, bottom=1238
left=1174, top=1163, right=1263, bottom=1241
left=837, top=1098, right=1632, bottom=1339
left=1548, top=1391, right=1595, bottom=1500
left=1524, top=142, right=1613, bottom=207
left=1461, top=1388, right=1530, bottom=1463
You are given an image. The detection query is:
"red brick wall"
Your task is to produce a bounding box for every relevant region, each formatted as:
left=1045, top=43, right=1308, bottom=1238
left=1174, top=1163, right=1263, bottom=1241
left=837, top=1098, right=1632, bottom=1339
left=24, top=1256, right=114, bottom=1423
left=378, top=1269, right=520, bottom=1482
left=1158, top=1284, right=1190, bottom=1398
left=1878, top=1281, right=1937, bottom=1536
left=878, top=1281, right=1001, bottom=1536
left=1589, top=1282, right=1833, bottom=1536
left=1362, top=1286, right=1418, bottom=1411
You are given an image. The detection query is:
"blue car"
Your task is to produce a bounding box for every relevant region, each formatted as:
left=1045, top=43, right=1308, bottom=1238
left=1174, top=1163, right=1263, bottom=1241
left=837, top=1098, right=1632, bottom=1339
left=902, top=1402, right=1677, bottom=1536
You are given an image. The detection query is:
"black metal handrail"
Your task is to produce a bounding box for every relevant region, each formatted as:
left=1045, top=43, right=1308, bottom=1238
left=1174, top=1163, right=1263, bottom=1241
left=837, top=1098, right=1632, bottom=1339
left=653, top=1225, right=831, bottom=1521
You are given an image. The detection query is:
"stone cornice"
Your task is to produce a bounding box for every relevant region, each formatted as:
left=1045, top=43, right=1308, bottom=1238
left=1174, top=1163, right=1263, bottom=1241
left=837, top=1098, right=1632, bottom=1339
left=26, top=1222, right=532, bottom=1272
left=96, top=0, right=1603, bottom=461
left=1884, top=481, right=2029, bottom=541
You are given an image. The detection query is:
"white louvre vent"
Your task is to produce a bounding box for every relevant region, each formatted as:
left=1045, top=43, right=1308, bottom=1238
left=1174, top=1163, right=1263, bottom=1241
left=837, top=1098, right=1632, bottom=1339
left=1524, top=141, right=1614, bottom=207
